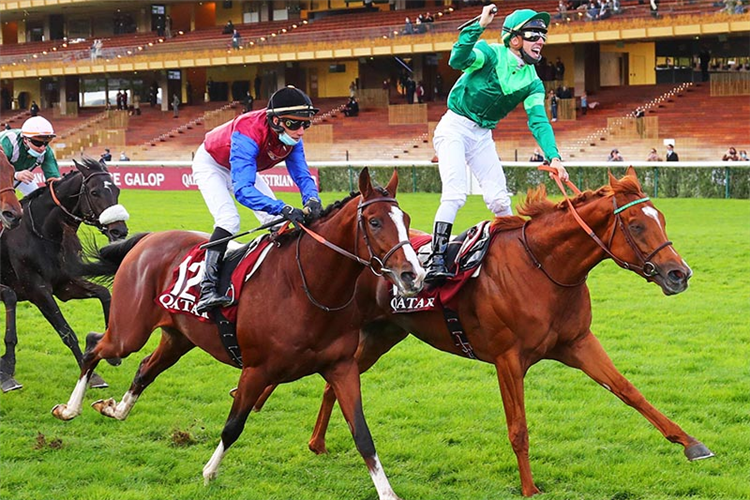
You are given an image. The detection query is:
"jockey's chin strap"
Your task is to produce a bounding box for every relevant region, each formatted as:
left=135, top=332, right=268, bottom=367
left=534, top=165, right=673, bottom=283
left=294, top=196, right=413, bottom=312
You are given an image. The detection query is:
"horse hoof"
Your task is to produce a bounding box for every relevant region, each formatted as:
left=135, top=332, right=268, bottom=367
left=229, top=387, right=237, bottom=399
left=51, top=403, right=78, bottom=421
left=1, top=377, right=23, bottom=393
left=685, top=441, right=715, bottom=461
left=308, top=440, right=329, bottom=455
left=88, top=373, right=109, bottom=389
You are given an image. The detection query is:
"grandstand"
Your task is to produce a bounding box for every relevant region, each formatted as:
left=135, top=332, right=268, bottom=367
left=1, top=0, right=748, bottom=163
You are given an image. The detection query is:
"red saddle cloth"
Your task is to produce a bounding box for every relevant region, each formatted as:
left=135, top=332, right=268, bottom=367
left=392, top=221, right=494, bottom=313
left=157, top=237, right=273, bottom=323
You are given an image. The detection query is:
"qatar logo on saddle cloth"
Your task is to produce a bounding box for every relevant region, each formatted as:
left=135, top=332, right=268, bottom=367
left=157, top=235, right=274, bottom=322
left=390, top=220, right=495, bottom=313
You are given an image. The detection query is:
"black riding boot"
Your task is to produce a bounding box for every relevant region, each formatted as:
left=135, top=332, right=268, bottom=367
left=196, top=243, right=233, bottom=314
left=424, top=221, right=454, bottom=284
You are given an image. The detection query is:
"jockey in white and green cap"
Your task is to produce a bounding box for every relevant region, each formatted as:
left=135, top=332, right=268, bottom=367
left=426, top=5, right=568, bottom=284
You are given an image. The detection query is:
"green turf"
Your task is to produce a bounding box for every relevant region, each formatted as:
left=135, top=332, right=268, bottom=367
left=1, top=184, right=748, bottom=500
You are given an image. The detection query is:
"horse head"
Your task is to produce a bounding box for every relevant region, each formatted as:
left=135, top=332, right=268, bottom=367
left=607, top=166, right=691, bottom=295
left=354, top=168, right=424, bottom=296
left=69, top=157, right=129, bottom=242
left=0, top=154, right=22, bottom=230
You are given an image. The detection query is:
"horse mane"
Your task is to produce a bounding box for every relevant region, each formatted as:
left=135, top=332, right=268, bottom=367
left=271, top=187, right=389, bottom=245
left=490, top=173, right=644, bottom=231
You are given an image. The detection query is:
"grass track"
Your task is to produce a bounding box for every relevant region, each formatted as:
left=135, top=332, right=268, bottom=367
left=1, top=185, right=748, bottom=500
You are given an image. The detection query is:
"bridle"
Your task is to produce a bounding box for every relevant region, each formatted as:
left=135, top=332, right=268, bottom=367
left=522, top=165, right=674, bottom=287
left=295, top=196, right=412, bottom=312
left=26, top=170, right=115, bottom=239
left=49, top=171, right=115, bottom=234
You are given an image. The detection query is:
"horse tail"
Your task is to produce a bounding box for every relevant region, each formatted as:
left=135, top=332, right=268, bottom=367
left=79, top=232, right=151, bottom=285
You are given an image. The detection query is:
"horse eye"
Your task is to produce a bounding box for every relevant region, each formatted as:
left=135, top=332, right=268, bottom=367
left=368, top=218, right=381, bottom=229
left=629, top=222, right=644, bottom=234
left=90, top=190, right=100, bottom=197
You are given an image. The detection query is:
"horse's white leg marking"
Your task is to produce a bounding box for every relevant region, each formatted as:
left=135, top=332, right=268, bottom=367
left=368, top=453, right=401, bottom=500
left=202, top=441, right=226, bottom=485
left=389, top=206, right=425, bottom=281
left=51, top=376, right=88, bottom=420
left=96, top=390, right=139, bottom=420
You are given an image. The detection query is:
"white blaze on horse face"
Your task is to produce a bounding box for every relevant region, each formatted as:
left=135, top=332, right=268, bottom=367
left=388, top=206, right=425, bottom=279
left=103, top=180, right=114, bottom=193
left=641, top=206, right=662, bottom=229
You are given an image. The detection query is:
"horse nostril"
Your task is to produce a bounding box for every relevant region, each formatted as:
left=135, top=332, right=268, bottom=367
left=668, top=269, right=685, bottom=283
left=401, top=271, right=416, bottom=285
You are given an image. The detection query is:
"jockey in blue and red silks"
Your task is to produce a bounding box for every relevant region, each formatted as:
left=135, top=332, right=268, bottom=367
left=192, top=85, right=322, bottom=314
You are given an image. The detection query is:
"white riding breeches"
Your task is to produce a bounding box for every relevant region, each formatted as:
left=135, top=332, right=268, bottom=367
left=433, top=109, right=513, bottom=224
left=16, top=179, right=40, bottom=196
left=191, top=143, right=278, bottom=233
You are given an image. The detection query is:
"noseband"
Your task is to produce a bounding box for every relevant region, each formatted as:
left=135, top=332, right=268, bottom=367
left=295, top=196, right=413, bottom=312
left=523, top=167, right=675, bottom=287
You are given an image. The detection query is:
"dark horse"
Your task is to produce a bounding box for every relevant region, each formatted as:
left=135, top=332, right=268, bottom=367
left=256, top=167, right=714, bottom=496
left=0, top=157, right=129, bottom=392
left=52, top=169, right=424, bottom=500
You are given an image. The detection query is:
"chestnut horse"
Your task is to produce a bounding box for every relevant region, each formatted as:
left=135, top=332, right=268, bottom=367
left=257, top=167, right=714, bottom=496
left=0, top=152, right=23, bottom=230
left=52, top=168, right=424, bottom=500
left=0, top=157, right=129, bottom=392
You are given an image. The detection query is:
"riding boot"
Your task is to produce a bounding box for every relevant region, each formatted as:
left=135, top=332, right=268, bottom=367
left=424, top=221, right=454, bottom=284
left=195, top=248, right=233, bottom=314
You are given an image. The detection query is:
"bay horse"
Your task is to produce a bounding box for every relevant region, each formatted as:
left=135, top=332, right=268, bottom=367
left=256, top=166, right=714, bottom=497
left=0, top=152, right=23, bottom=230
left=0, top=157, right=129, bottom=392
left=52, top=168, right=424, bottom=500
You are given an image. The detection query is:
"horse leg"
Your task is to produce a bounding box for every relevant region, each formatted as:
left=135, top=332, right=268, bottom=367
left=52, top=310, right=158, bottom=421
left=92, top=327, right=195, bottom=420
left=309, top=322, right=408, bottom=455
left=0, top=285, right=22, bottom=392
left=324, top=360, right=401, bottom=500
left=27, top=289, right=108, bottom=388
left=555, top=331, right=714, bottom=461
left=51, top=334, right=106, bottom=420
left=493, top=352, right=540, bottom=497
left=203, top=366, right=269, bottom=484
left=56, top=279, right=120, bottom=367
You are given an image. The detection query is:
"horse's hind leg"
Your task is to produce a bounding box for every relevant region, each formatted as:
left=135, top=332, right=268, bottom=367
left=27, top=289, right=108, bottom=388
left=203, top=366, right=270, bottom=484
left=0, top=285, right=22, bottom=392
left=92, top=327, right=195, bottom=421
left=324, top=359, right=402, bottom=500
left=555, top=330, right=715, bottom=461
left=309, top=322, right=408, bottom=455
left=51, top=334, right=106, bottom=420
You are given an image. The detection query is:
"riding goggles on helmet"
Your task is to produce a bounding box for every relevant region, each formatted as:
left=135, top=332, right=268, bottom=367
left=521, top=30, right=547, bottom=42
left=280, top=117, right=312, bottom=130
left=28, top=137, right=53, bottom=147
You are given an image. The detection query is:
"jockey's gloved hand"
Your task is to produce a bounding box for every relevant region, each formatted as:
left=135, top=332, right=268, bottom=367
left=281, top=205, right=305, bottom=225
left=304, top=198, right=322, bottom=219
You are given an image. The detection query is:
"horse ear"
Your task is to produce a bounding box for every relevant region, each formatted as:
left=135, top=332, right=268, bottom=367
left=625, top=165, right=642, bottom=189
left=72, top=158, right=84, bottom=174
left=358, top=167, right=373, bottom=198
left=608, top=169, right=618, bottom=187
left=385, top=168, right=399, bottom=197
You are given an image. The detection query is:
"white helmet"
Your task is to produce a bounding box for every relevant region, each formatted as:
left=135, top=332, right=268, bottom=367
left=21, top=116, right=56, bottom=140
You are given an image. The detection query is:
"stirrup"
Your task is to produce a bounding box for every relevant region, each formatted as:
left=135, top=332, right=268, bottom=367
left=195, top=291, right=233, bottom=314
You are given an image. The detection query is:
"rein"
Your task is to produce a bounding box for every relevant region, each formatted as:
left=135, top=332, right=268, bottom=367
left=295, top=196, right=412, bottom=312
left=523, top=165, right=674, bottom=286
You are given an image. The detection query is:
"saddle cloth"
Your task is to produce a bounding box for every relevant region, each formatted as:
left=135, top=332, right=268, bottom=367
left=391, top=220, right=496, bottom=313
left=157, top=234, right=274, bottom=323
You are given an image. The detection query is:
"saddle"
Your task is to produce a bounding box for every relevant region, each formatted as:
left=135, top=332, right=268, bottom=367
left=416, top=220, right=494, bottom=278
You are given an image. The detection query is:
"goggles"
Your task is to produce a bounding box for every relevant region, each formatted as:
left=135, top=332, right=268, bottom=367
left=27, top=137, right=52, bottom=148
left=280, top=117, right=312, bottom=130
left=521, top=30, right=547, bottom=42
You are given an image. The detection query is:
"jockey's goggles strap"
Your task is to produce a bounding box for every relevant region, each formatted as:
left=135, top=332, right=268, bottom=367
left=613, top=197, right=651, bottom=214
